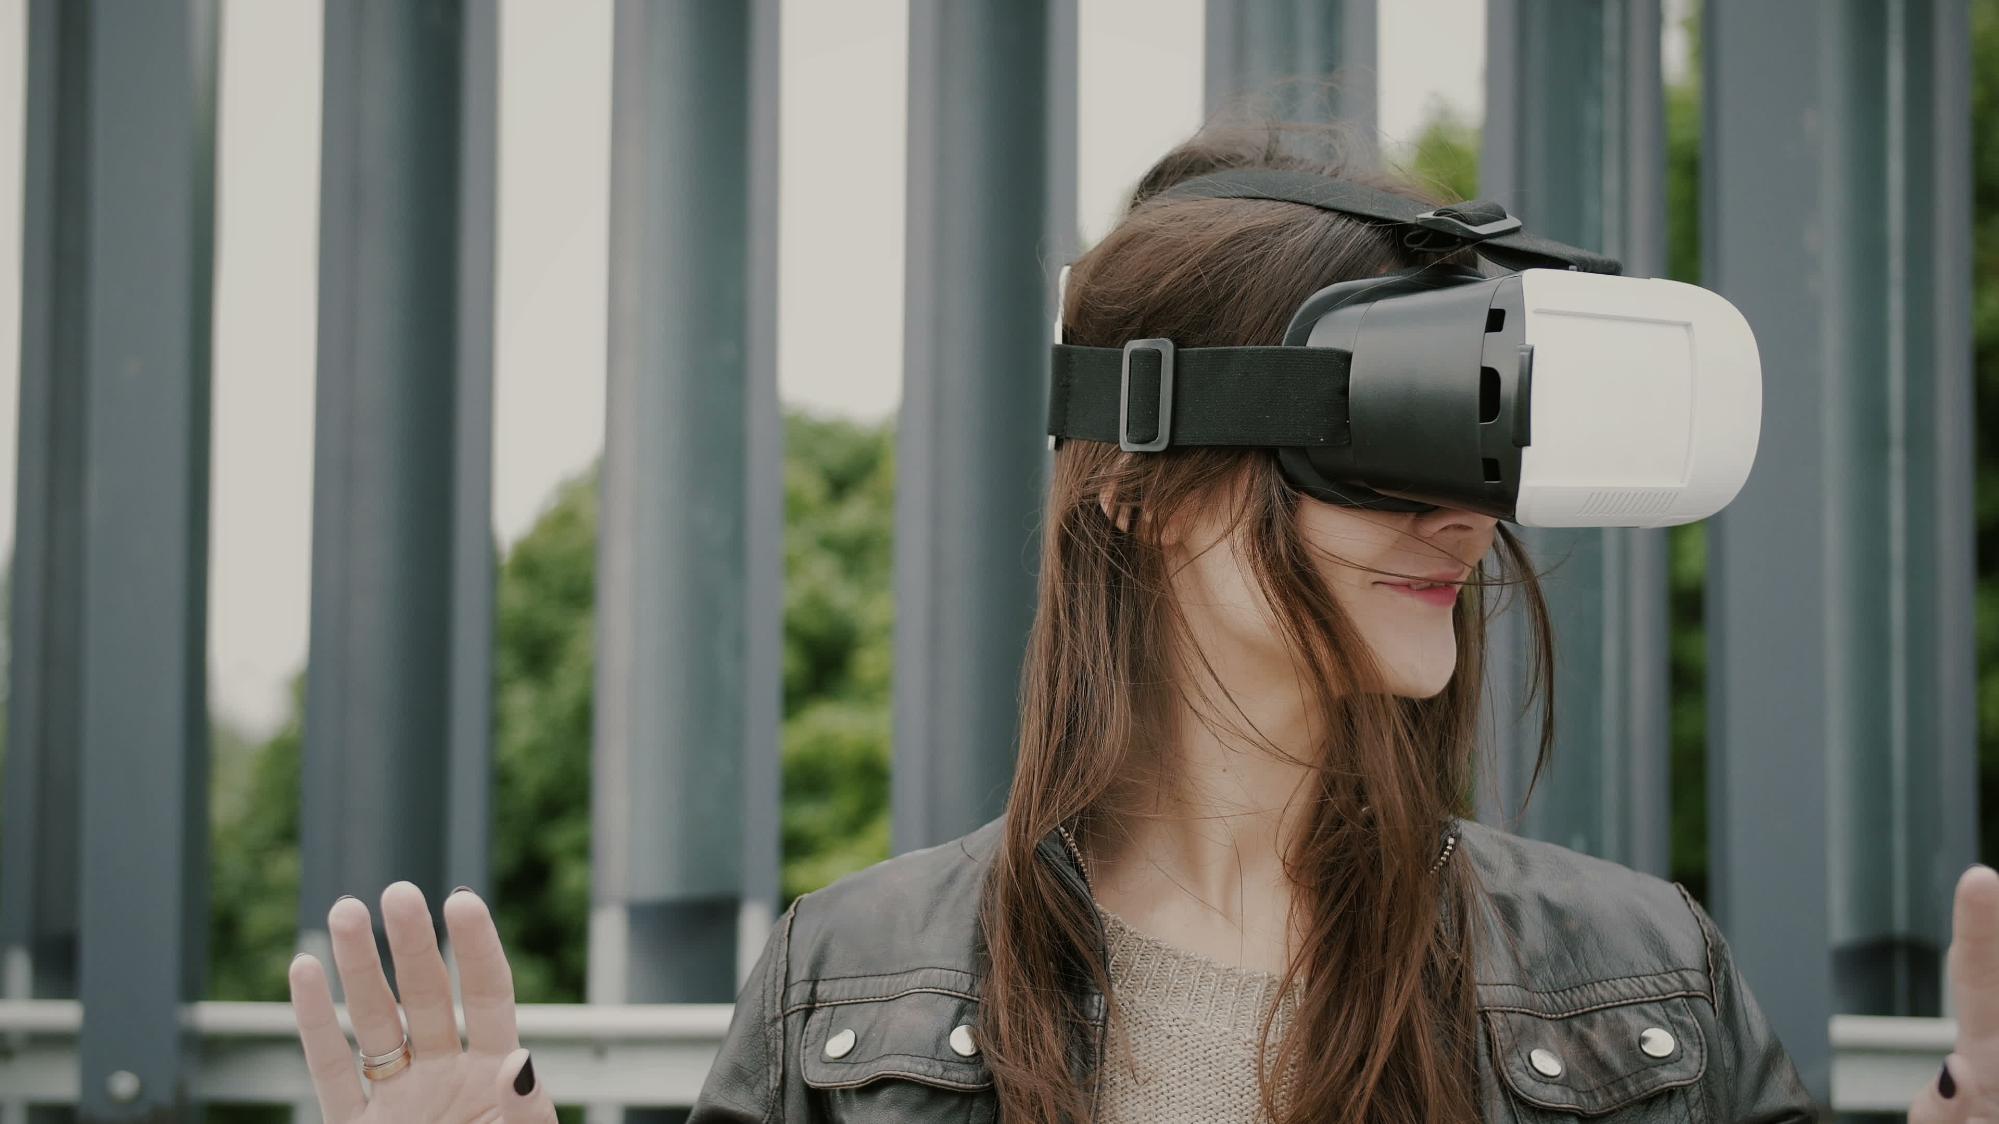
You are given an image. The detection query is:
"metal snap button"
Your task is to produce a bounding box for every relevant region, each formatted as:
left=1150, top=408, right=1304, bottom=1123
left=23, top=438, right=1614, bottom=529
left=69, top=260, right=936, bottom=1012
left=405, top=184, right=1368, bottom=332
left=1639, top=1026, right=1677, bottom=1058
left=1528, top=1047, right=1564, bottom=1078
left=949, top=1023, right=979, bottom=1057
left=823, top=1027, right=856, bottom=1059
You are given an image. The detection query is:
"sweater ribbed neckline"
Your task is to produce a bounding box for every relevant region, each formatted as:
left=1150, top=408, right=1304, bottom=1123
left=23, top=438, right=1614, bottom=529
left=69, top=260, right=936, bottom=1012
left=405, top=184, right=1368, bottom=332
left=1094, top=901, right=1302, bottom=1041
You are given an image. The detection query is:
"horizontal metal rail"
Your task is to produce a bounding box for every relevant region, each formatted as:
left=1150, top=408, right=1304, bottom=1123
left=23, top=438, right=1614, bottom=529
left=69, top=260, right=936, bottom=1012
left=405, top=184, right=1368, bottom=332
left=0, top=1002, right=1954, bottom=1112
left=0, top=1000, right=735, bottom=1109
left=1827, top=1013, right=1956, bottom=1112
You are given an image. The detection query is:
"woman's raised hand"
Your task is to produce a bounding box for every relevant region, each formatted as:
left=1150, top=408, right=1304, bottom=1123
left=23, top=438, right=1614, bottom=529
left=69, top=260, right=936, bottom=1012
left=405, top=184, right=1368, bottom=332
left=287, top=883, right=558, bottom=1123
left=1910, top=864, right=1999, bottom=1122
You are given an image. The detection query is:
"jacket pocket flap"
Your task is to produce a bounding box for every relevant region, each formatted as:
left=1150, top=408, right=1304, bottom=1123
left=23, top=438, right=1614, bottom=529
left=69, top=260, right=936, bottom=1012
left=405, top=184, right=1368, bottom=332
left=1483, top=996, right=1707, bottom=1115
left=800, top=989, right=993, bottom=1091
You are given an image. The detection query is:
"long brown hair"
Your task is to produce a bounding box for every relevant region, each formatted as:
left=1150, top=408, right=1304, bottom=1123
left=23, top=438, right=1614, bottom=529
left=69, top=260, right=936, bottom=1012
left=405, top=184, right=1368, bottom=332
left=975, top=118, right=1558, bottom=1123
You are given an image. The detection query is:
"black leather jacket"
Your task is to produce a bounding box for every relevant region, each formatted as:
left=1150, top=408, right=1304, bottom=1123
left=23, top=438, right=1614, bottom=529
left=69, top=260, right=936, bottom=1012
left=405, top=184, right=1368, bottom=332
left=688, top=814, right=1819, bottom=1122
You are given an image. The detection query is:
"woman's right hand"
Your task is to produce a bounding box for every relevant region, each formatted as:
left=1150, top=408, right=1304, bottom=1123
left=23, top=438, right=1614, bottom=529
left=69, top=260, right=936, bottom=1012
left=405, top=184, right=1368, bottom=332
left=288, top=882, right=558, bottom=1123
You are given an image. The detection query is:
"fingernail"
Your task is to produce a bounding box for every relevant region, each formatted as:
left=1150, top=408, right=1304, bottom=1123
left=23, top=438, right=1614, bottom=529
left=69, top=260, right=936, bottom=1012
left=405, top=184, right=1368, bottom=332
left=513, top=1051, right=536, bottom=1096
left=1940, top=1058, right=1956, bottom=1099
left=450, top=885, right=474, bottom=898
left=334, top=894, right=358, bottom=904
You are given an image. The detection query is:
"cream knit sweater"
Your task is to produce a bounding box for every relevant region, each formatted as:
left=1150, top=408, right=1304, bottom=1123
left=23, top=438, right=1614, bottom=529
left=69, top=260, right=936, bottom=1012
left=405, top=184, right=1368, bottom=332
left=1094, top=902, right=1304, bottom=1122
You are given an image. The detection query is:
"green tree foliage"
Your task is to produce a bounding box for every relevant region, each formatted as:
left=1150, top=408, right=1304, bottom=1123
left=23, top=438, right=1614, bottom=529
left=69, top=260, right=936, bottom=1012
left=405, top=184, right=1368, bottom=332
left=1398, top=101, right=1480, bottom=205
left=490, top=470, right=598, bottom=1004
left=779, top=414, right=896, bottom=901
left=1973, top=0, right=1999, bottom=860
left=205, top=411, right=898, bottom=1007
left=208, top=690, right=304, bottom=1001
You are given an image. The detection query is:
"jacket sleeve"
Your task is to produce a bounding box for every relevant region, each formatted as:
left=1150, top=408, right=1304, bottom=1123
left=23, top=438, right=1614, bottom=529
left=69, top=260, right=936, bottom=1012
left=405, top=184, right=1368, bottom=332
left=689, top=899, right=798, bottom=1123
left=1682, top=891, right=1821, bottom=1123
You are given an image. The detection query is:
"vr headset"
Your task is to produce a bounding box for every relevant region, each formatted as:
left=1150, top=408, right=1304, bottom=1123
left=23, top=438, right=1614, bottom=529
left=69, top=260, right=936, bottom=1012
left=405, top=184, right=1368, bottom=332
left=1045, top=169, right=1762, bottom=528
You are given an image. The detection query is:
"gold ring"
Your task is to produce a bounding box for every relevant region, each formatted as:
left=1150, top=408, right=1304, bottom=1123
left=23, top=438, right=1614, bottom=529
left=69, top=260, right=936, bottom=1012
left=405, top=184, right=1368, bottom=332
left=360, top=1034, right=413, bottom=1081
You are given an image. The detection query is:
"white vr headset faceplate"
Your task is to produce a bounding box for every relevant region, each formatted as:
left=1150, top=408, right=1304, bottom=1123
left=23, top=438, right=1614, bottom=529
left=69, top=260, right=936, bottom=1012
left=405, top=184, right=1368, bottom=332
left=1511, top=269, right=1762, bottom=528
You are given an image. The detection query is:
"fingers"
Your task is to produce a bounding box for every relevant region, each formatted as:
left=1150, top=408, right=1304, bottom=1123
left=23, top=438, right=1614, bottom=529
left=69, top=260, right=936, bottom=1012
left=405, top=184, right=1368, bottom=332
left=1920, top=867, right=1999, bottom=1122
left=1949, top=865, right=1999, bottom=1042
left=380, top=881, right=462, bottom=1059
left=327, top=896, right=409, bottom=1059
left=288, top=953, right=368, bottom=1122
left=445, top=887, right=522, bottom=1056
left=1907, top=1051, right=1993, bottom=1122
left=496, top=1048, right=561, bottom=1124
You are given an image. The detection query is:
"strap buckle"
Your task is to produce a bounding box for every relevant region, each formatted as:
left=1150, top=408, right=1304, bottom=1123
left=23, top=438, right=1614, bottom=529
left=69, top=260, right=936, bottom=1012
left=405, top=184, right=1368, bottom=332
left=1405, top=204, right=1523, bottom=252
left=1119, top=338, right=1175, bottom=452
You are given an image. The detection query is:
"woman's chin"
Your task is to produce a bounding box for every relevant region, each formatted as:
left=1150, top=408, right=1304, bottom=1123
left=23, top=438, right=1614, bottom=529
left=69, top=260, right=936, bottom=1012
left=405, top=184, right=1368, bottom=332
left=1384, top=658, right=1457, bottom=699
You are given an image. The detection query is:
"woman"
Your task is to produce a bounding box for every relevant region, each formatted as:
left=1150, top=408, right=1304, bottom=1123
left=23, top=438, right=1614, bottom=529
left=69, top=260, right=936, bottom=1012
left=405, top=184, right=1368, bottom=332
left=288, top=123, right=1997, bottom=1123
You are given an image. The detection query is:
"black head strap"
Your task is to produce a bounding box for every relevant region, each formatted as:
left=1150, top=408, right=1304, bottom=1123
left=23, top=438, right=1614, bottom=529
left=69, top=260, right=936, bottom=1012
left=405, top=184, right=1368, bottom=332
left=1047, top=169, right=1616, bottom=455
left=1047, top=339, right=1351, bottom=451
left=1153, top=168, right=1623, bottom=276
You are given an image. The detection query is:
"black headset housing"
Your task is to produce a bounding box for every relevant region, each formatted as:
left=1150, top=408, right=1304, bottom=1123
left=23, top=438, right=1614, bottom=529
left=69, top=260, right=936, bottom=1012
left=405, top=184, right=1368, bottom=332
left=1273, top=265, right=1533, bottom=517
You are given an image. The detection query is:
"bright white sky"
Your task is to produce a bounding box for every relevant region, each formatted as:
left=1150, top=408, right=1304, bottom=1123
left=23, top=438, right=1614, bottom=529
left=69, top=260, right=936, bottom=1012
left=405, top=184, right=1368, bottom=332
left=0, top=0, right=1685, bottom=737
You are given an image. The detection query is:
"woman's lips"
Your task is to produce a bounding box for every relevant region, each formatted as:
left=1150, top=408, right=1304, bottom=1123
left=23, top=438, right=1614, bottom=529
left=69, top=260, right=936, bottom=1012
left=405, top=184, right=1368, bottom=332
left=1377, top=581, right=1460, bottom=608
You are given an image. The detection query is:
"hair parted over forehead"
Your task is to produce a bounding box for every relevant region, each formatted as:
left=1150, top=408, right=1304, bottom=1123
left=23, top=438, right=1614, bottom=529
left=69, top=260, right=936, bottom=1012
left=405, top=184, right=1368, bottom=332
left=974, top=111, right=1560, bottom=1124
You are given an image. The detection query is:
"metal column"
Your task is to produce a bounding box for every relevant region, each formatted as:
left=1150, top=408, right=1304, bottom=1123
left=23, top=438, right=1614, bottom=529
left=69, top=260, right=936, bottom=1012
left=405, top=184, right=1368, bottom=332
left=893, top=0, right=1054, bottom=853
left=738, top=0, right=786, bottom=992
left=1868, top=0, right=1978, bottom=1025
left=1701, top=3, right=1836, bottom=1096
left=591, top=4, right=778, bottom=1122
left=1809, top=0, right=1974, bottom=1024
left=1699, top=0, right=1975, bottom=1101
left=1046, top=0, right=1080, bottom=290
left=1477, top=1, right=1672, bottom=877
left=447, top=0, right=500, bottom=902
left=1204, top=0, right=1377, bottom=137
left=1040, top=0, right=1079, bottom=488
left=297, top=0, right=495, bottom=971
left=0, top=0, right=220, bottom=1117
left=2, top=0, right=92, bottom=1041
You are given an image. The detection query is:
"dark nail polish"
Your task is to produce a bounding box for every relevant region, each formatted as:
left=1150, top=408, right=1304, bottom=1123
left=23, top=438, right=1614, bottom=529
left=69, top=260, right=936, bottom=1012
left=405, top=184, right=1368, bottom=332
left=451, top=885, right=474, bottom=898
left=1940, top=1059, right=1957, bottom=1099
left=513, top=1052, right=536, bottom=1096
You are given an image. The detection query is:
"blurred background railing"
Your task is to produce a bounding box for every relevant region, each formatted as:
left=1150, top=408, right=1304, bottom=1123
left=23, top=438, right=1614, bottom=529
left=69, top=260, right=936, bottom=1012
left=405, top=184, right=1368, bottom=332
left=0, top=0, right=1989, bottom=1121
left=0, top=1003, right=1970, bottom=1116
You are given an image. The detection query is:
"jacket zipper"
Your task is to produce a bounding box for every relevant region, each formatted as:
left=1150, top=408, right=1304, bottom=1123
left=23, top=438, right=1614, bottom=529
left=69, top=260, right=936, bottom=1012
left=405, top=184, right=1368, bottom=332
left=1047, top=821, right=1106, bottom=1118
left=1053, top=821, right=1095, bottom=895
left=1428, top=824, right=1459, bottom=874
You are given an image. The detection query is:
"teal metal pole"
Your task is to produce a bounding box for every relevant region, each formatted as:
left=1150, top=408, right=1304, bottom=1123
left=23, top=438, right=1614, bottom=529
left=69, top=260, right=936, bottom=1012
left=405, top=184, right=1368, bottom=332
left=2, top=0, right=89, bottom=1020
left=60, top=1, right=218, bottom=1117
left=297, top=0, right=492, bottom=976
left=447, top=0, right=500, bottom=905
left=891, top=0, right=1056, bottom=852
left=1705, top=6, right=1976, bottom=1107
left=739, top=0, right=786, bottom=986
left=1812, top=0, right=1976, bottom=1023
left=590, top=24, right=780, bottom=1124
left=1477, top=0, right=1672, bottom=877
left=1204, top=0, right=1378, bottom=136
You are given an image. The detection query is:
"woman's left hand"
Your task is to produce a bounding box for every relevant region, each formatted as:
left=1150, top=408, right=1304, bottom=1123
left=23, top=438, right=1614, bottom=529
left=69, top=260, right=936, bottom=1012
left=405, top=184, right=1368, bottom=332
left=1909, top=864, right=1999, bottom=1121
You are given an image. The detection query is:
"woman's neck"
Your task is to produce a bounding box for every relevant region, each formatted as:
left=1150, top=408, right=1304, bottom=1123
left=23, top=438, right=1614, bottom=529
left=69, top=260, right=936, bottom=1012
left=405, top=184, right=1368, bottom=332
left=1084, top=672, right=1321, bottom=974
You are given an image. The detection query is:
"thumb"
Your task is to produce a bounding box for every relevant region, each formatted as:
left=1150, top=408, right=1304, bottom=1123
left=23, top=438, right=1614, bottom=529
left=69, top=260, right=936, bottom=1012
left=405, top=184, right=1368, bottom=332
left=497, top=1048, right=558, bottom=1123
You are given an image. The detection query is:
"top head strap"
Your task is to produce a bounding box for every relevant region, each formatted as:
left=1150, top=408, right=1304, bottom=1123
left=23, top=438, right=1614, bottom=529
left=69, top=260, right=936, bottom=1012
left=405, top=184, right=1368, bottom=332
left=1151, top=168, right=1624, bottom=276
